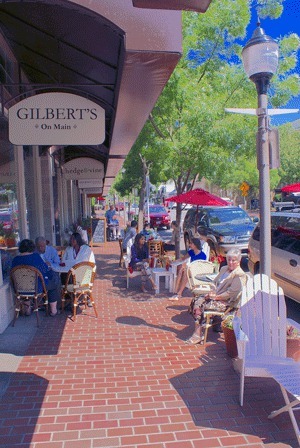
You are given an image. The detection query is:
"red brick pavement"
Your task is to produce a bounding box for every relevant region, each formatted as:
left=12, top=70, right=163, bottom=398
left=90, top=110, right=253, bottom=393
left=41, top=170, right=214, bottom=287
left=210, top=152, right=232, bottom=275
left=0, top=241, right=297, bottom=447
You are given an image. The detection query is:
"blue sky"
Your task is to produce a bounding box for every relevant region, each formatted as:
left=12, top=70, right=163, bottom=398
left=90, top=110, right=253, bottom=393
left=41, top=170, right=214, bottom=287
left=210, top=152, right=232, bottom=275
left=247, top=0, right=300, bottom=125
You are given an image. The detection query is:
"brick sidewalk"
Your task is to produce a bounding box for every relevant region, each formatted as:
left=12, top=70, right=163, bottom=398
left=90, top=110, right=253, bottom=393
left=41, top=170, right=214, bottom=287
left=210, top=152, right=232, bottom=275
left=0, top=240, right=297, bottom=447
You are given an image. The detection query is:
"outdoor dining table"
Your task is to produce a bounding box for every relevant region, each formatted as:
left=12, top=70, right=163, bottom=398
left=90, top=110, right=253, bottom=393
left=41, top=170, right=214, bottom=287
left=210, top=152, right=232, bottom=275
left=51, top=263, right=73, bottom=273
left=151, top=267, right=174, bottom=295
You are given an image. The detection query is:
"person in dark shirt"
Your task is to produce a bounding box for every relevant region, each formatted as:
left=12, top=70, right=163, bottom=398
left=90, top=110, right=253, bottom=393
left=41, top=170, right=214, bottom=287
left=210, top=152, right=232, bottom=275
left=169, top=238, right=206, bottom=301
left=12, top=239, right=60, bottom=316
left=129, top=233, right=157, bottom=293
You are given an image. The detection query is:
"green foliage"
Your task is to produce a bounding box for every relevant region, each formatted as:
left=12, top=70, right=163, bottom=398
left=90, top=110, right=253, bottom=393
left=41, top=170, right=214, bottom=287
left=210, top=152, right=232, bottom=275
left=255, top=0, right=284, bottom=18
left=113, top=0, right=300, bottom=204
left=277, top=123, right=300, bottom=185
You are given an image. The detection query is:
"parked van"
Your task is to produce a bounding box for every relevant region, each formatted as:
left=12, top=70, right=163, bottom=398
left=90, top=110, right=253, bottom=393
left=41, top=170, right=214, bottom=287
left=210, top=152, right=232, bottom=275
left=248, top=211, right=300, bottom=303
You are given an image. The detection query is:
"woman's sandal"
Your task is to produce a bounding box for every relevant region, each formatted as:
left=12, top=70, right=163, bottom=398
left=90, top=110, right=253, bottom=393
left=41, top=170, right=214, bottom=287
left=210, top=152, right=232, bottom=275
left=185, top=335, right=204, bottom=345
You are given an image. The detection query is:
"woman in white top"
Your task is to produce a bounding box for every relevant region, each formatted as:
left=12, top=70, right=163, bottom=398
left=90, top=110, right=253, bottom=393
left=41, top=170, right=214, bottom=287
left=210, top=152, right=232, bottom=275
left=62, top=232, right=95, bottom=267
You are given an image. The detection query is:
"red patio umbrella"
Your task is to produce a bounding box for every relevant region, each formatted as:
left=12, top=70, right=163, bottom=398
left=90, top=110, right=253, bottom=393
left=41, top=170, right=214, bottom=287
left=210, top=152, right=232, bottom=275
left=166, top=188, right=229, bottom=206
left=281, top=183, right=300, bottom=193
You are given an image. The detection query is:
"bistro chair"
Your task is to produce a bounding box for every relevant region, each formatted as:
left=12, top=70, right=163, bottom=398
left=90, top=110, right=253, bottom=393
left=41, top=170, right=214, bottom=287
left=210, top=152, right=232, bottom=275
left=148, top=239, right=164, bottom=267
left=187, top=260, right=215, bottom=296
left=10, top=265, right=49, bottom=327
left=61, top=261, right=98, bottom=321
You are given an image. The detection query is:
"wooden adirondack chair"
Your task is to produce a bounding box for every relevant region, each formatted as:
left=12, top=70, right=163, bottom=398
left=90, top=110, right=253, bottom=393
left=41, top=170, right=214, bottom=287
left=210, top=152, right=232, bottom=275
left=233, top=274, right=300, bottom=445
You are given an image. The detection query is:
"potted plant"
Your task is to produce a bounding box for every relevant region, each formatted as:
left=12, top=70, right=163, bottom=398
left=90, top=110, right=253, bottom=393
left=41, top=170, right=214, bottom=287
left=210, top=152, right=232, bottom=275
left=3, top=228, right=18, bottom=248
left=287, top=324, right=300, bottom=362
left=221, top=314, right=238, bottom=358
left=0, top=223, right=6, bottom=247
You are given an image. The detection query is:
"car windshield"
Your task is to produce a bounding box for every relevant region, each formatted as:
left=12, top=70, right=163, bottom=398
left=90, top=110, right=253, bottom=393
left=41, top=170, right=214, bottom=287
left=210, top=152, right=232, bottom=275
left=271, top=215, right=300, bottom=233
left=207, top=208, right=252, bottom=227
left=149, top=206, right=166, bottom=213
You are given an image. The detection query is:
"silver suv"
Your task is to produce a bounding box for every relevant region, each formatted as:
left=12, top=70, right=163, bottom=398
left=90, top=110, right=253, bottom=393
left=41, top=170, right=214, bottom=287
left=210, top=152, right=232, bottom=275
left=248, top=211, right=300, bottom=303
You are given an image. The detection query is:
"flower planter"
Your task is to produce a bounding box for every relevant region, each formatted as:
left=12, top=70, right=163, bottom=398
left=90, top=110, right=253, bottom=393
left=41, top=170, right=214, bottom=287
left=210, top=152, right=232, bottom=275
left=287, top=338, right=300, bottom=362
left=222, top=322, right=238, bottom=358
left=5, top=237, right=16, bottom=248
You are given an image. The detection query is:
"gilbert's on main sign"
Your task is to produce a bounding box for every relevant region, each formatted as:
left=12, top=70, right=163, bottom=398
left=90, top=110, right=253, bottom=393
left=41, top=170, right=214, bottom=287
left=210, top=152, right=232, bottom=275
left=8, top=92, right=105, bottom=145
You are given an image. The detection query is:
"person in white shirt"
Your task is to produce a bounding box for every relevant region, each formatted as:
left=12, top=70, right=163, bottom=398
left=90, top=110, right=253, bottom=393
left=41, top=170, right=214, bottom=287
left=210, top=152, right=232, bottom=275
left=62, top=232, right=95, bottom=267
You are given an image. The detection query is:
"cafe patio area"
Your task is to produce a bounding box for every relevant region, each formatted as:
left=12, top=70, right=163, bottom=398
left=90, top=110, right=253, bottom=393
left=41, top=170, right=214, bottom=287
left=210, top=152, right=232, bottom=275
left=0, top=239, right=297, bottom=448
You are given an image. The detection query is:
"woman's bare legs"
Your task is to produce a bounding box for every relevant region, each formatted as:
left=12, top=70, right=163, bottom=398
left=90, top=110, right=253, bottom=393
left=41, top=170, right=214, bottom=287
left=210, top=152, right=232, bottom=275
left=170, top=263, right=187, bottom=300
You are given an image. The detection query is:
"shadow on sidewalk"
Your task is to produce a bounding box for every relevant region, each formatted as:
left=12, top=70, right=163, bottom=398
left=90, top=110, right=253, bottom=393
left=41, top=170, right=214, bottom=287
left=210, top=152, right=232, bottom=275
left=168, top=343, right=297, bottom=447
left=0, top=372, right=48, bottom=447
left=116, top=311, right=297, bottom=446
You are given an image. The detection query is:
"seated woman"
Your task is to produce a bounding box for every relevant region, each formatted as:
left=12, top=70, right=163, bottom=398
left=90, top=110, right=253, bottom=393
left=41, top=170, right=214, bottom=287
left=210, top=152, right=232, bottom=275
left=186, top=248, right=247, bottom=344
left=11, top=239, right=60, bottom=316
left=169, top=237, right=206, bottom=301
left=129, top=233, right=157, bottom=293
left=163, top=220, right=179, bottom=252
left=62, top=232, right=95, bottom=267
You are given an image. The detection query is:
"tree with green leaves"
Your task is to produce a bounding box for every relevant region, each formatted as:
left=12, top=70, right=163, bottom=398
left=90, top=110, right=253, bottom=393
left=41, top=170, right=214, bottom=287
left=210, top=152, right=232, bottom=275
left=114, top=0, right=299, bottom=257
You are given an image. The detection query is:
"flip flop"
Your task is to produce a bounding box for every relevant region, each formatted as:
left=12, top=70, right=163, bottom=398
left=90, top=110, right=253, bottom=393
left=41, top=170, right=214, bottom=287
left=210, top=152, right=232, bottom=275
left=168, top=295, right=179, bottom=301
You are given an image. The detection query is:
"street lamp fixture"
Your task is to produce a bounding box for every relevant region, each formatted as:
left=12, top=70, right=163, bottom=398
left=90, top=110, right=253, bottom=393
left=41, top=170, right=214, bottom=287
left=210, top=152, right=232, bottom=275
left=241, top=22, right=279, bottom=277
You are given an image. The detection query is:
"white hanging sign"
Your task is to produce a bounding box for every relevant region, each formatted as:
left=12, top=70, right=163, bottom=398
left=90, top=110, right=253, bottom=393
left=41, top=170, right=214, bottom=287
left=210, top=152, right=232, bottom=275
left=63, top=158, right=104, bottom=181
left=9, top=92, right=105, bottom=145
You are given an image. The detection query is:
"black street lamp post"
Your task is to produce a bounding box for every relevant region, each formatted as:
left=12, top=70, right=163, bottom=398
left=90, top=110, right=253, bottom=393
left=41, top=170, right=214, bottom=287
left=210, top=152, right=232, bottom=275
left=241, top=23, right=279, bottom=277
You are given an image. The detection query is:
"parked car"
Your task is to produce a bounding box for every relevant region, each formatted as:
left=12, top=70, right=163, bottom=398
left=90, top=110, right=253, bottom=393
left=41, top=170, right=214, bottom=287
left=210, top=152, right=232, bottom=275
left=146, top=205, right=171, bottom=229
left=282, top=192, right=300, bottom=205
left=248, top=211, right=300, bottom=303
left=182, top=206, right=256, bottom=260
left=115, top=202, right=125, bottom=211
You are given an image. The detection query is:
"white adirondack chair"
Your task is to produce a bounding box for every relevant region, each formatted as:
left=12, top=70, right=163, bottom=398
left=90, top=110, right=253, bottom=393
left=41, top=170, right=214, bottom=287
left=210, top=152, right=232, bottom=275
left=233, top=274, right=300, bottom=445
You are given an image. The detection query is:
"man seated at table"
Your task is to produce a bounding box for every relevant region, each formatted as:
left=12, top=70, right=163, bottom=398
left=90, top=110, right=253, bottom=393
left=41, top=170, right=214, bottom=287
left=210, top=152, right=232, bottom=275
left=35, top=236, right=60, bottom=269
left=35, top=236, right=62, bottom=309
left=122, top=220, right=138, bottom=253
left=141, top=222, right=157, bottom=241
left=105, top=205, right=120, bottom=240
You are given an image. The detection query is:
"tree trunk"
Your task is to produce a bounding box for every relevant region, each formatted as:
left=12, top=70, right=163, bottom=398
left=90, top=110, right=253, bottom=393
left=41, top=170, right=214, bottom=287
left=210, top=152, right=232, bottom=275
left=138, top=155, right=149, bottom=232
